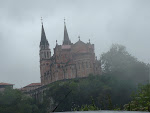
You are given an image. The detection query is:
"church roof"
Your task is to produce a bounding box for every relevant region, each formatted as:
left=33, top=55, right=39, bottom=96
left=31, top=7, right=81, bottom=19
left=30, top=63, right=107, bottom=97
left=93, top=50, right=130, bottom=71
left=24, top=83, right=41, bottom=87
left=63, top=21, right=71, bottom=45
left=74, top=39, right=86, bottom=45
left=0, top=82, right=14, bottom=86
left=40, top=24, right=49, bottom=46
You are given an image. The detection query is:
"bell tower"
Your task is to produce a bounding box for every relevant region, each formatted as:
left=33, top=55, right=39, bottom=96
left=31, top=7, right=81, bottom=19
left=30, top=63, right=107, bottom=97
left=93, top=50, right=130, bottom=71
left=39, top=19, right=51, bottom=85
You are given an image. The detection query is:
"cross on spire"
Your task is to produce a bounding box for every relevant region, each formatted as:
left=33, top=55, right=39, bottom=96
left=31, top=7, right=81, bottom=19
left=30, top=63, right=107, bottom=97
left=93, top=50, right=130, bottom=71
left=41, top=17, right=43, bottom=25
left=78, top=36, right=80, bottom=41
left=64, top=18, right=66, bottom=24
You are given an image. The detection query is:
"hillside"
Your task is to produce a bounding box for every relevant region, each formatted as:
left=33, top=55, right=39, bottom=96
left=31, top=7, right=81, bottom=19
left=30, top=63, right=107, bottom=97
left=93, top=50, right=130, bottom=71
left=38, top=74, right=136, bottom=112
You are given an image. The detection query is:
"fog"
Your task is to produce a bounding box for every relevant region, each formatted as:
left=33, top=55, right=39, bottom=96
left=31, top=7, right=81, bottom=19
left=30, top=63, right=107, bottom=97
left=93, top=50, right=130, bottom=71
left=0, top=0, right=150, bottom=88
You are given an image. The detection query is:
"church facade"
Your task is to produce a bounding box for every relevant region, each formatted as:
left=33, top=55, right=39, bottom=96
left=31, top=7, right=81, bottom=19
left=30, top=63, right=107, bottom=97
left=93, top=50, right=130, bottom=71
left=40, top=21, right=101, bottom=86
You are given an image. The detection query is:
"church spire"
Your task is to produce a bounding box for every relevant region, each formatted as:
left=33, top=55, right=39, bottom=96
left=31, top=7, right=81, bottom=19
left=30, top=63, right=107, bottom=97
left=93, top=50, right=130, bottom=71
left=63, top=19, right=71, bottom=45
left=40, top=18, right=49, bottom=46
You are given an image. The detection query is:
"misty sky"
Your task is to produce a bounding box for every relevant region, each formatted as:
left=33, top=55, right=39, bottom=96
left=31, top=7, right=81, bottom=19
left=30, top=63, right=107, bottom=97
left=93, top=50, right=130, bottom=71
left=0, top=0, right=150, bottom=88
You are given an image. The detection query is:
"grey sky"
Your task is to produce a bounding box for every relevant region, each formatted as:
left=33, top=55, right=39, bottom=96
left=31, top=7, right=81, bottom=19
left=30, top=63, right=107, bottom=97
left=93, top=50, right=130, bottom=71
left=0, top=0, right=150, bottom=88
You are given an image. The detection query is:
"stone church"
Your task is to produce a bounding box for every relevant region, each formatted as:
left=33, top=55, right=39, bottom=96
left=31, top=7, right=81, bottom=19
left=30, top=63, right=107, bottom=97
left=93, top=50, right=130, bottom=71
left=40, top=21, right=101, bottom=86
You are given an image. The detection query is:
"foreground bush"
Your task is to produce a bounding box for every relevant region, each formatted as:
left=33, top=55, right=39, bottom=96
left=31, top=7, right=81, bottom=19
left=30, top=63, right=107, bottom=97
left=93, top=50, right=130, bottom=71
left=124, top=84, right=150, bottom=111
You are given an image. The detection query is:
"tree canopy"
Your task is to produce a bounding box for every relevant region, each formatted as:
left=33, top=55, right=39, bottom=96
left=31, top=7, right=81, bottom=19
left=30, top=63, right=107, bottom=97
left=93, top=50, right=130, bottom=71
left=0, top=88, right=39, bottom=113
left=100, top=44, right=149, bottom=84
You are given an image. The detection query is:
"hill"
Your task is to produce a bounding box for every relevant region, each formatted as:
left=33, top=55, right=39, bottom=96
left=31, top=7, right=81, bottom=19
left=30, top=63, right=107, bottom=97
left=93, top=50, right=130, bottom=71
left=39, top=74, right=136, bottom=112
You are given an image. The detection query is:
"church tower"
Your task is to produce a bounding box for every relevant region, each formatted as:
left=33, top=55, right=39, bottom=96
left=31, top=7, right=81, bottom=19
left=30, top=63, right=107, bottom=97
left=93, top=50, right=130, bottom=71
left=39, top=22, right=51, bottom=85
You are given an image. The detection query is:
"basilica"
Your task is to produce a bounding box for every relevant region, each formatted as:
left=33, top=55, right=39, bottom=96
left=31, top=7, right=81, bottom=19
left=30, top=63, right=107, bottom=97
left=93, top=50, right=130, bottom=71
left=39, top=21, right=101, bottom=86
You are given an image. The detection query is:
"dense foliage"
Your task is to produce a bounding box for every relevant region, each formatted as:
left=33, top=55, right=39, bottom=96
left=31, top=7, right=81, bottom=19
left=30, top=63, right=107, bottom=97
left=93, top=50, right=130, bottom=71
left=74, top=97, right=99, bottom=111
left=124, top=84, right=150, bottom=111
left=0, top=88, right=39, bottom=113
left=41, top=74, right=136, bottom=112
left=101, top=44, right=149, bottom=84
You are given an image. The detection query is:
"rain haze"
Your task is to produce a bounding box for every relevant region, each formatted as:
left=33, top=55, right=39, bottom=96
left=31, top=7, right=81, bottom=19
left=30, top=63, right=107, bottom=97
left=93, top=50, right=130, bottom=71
left=0, top=0, right=150, bottom=88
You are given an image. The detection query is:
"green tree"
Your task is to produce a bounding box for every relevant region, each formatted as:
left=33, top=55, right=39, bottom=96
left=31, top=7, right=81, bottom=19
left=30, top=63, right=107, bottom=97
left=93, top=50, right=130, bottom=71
left=124, top=84, right=150, bottom=111
left=100, top=44, right=148, bottom=84
left=101, top=44, right=132, bottom=73
left=0, top=88, right=39, bottom=113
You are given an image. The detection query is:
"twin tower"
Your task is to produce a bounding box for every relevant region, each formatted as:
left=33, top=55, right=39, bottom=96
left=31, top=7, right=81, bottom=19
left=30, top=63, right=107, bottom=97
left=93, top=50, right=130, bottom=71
left=39, top=21, right=101, bottom=86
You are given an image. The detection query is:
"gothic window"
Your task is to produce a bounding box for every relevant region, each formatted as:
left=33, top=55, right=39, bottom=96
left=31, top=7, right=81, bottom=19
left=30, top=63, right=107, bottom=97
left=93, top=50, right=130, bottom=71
left=44, top=52, right=46, bottom=58
left=47, top=52, right=49, bottom=58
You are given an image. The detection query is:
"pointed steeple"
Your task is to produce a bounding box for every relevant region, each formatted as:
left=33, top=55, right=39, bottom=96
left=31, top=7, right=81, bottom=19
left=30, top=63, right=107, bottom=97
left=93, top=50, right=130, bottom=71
left=40, top=22, right=49, bottom=46
left=63, top=19, right=71, bottom=45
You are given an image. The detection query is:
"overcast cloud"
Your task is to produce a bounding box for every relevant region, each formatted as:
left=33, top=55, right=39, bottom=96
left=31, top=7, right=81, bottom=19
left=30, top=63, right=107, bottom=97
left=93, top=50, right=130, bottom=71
left=0, top=0, right=150, bottom=88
